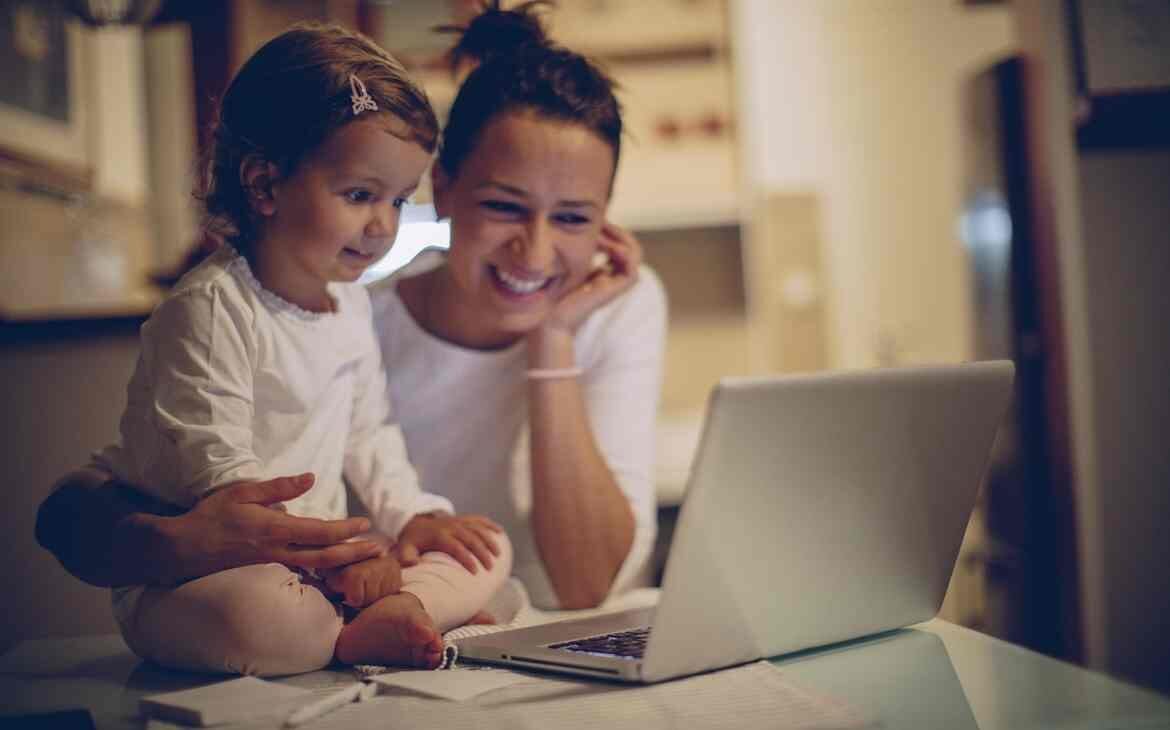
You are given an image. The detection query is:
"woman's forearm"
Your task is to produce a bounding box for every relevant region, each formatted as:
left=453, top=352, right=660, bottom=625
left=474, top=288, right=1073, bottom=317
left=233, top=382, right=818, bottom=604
left=527, top=330, right=635, bottom=609
left=36, top=469, right=185, bottom=587
left=39, top=470, right=384, bottom=589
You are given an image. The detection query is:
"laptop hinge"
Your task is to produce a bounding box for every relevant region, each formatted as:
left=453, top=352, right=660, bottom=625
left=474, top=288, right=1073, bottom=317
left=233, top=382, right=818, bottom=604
left=506, top=655, right=622, bottom=676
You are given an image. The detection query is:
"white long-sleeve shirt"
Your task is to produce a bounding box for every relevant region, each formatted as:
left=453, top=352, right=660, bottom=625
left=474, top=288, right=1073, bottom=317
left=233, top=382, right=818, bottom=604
left=95, top=246, right=453, bottom=537
left=368, top=254, right=667, bottom=608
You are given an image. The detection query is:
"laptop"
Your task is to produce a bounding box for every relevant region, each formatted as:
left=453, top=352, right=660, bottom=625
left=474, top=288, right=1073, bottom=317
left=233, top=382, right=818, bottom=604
left=457, top=361, right=1015, bottom=683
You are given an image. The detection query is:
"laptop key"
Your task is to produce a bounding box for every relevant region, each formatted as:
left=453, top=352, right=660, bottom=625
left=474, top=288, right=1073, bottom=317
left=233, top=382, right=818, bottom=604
left=548, top=626, right=652, bottom=659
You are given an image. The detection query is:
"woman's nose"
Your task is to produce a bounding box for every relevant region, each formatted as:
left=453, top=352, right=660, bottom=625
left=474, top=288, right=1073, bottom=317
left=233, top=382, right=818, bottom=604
left=510, top=220, right=555, bottom=269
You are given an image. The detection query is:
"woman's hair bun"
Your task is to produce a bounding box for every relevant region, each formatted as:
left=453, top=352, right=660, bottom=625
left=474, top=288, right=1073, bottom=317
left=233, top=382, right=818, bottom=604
left=438, top=0, right=553, bottom=71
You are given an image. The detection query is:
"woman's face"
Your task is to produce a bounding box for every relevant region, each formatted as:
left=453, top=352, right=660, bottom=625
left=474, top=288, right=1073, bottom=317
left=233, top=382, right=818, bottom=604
left=433, top=110, right=616, bottom=343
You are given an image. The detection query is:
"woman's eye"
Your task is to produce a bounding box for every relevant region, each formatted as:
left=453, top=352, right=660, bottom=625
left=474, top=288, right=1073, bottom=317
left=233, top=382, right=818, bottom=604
left=480, top=200, right=524, bottom=215
left=554, top=212, right=591, bottom=226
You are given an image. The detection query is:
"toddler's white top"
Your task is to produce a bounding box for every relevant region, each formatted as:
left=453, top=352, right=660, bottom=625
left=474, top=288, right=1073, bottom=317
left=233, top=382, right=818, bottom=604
left=95, top=246, right=453, bottom=537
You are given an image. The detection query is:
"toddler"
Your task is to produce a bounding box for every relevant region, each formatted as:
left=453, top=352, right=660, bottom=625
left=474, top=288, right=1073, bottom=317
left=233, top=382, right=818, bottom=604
left=94, top=23, right=511, bottom=675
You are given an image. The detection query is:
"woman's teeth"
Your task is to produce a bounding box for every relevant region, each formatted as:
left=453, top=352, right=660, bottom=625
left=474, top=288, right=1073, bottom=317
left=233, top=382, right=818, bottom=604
left=494, top=267, right=549, bottom=294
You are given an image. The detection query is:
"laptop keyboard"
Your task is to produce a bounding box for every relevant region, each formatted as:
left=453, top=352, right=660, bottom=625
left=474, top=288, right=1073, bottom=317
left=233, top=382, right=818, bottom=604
left=547, top=626, right=652, bottom=659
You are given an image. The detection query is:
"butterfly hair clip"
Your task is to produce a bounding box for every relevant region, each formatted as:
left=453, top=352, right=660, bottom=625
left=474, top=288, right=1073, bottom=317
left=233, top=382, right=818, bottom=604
left=350, top=74, right=378, bottom=115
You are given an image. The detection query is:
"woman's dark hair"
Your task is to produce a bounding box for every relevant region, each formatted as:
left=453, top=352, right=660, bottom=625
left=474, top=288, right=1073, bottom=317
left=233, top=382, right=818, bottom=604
left=436, top=2, right=622, bottom=180
left=439, top=0, right=551, bottom=72
left=198, top=22, right=438, bottom=251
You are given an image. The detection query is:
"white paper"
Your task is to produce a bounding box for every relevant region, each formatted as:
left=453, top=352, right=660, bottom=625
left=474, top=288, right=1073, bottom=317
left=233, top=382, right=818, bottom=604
left=139, top=675, right=311, bottom=726
left=368, top=667, right=529, bottom=701
left=144, top=681, right=375, bottom=730
left=474, top=661, right=873, bottom=730
left=281, top=661, right=873, bottom=730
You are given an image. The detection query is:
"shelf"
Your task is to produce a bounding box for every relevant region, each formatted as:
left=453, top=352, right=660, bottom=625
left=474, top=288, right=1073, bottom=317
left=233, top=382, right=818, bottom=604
left=548, top=0, right=728, bottom=60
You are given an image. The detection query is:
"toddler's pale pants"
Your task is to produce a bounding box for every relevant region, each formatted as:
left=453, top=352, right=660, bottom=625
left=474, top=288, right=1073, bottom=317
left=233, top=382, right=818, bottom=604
left=118, top=532, right=512, bottom=676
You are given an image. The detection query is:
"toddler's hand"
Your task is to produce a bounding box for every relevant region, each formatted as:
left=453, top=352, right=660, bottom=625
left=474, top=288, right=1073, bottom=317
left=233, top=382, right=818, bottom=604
left=395, top=513, right=503, bottom=574
left=322, top=555, right=403, bottom=608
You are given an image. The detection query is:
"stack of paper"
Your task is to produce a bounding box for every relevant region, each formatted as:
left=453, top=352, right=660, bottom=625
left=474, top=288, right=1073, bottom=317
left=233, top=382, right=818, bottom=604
left=368, top=667, right=528, bottom=701
left=139, top=676, right=311, bottom=726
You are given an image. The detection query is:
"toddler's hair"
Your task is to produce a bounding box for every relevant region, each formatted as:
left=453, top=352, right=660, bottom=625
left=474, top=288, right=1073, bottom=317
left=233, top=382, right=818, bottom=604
left=436, top=2, right=622, bottom=182
left=198, top=22, right=438, bottom=251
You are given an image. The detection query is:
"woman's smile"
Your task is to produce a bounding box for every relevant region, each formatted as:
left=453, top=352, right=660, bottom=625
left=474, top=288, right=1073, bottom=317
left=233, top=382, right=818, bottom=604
left=488, top=264, right=558, bottom=300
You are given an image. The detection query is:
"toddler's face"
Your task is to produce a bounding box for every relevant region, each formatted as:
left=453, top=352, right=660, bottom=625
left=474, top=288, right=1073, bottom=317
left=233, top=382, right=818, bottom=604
left=262, top=116, right=432, bottom=291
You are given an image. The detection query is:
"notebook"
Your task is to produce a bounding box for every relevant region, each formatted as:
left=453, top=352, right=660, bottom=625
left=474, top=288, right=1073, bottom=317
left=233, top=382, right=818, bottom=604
left=139, top=676, right=311, bottom=726
left=457, top=361, right=1014, bottom=683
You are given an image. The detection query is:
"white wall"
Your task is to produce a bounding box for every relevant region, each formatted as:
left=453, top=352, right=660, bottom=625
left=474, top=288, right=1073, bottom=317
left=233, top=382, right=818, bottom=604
left=87, top=27, right=149, bottom=206
left=732, top=0, right=1015, bottom=369
left=143, top=24, right=199, bottom=272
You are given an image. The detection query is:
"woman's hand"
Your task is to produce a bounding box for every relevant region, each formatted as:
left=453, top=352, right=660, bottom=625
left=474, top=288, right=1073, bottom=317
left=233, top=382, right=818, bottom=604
left=540, top=222, right=643, bottom=337
left=163, top=473, right=384, bottom=584
left=322, top=555, right=404, bottom=608
left=394, top=513, right=503, bottom=574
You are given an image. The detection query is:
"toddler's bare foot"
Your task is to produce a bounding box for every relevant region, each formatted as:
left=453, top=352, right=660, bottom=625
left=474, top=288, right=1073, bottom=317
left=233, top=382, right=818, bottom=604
left=334, top=593, right=443, bottom=669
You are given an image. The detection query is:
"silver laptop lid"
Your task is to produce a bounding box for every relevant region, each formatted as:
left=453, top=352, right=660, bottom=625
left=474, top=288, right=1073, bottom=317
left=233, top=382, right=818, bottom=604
left=642, top=361, right=1014, bottom=682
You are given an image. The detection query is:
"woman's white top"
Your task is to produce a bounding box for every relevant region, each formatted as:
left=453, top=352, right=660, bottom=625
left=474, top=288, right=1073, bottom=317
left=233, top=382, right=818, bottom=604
left=95, top=246, right=453, bottom=537
left=368, top=254, right=667, bottom=608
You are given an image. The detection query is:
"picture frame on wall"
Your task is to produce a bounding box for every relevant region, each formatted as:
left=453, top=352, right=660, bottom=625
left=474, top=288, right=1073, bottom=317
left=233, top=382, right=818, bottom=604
left=0, top=0, right=91, bottom=189
left=1073, top=0, right=1170, bottom=94
left=1069, top=0, right=1170, bottom=149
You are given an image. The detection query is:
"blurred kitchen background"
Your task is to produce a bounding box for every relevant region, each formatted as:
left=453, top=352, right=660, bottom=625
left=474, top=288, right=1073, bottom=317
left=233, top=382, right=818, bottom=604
left=2, top=0, right=1168, bottom=695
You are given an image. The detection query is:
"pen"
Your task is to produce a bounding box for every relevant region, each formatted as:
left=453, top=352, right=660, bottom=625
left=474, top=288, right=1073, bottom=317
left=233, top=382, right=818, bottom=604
left=283, top=681, right=373, bottom=728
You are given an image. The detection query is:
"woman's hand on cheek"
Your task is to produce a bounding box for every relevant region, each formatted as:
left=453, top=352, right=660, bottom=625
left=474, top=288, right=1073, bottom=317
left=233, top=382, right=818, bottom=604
left=542, top=222, right=642, bottom=336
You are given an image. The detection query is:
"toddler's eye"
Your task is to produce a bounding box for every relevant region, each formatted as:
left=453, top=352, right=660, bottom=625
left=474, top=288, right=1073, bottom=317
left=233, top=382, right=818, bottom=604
left=392, top=197, right=408, bottom=209
left=346, top=189, right=374, bottom=203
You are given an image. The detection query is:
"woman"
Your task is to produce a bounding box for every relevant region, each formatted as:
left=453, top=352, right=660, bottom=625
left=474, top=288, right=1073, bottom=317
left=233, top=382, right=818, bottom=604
left=36, top=1, right=664, bottom=616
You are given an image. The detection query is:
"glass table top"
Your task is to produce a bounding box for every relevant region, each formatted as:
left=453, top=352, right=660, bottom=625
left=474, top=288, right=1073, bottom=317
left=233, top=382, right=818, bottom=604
left=2, top=620, right=1168, bottom=729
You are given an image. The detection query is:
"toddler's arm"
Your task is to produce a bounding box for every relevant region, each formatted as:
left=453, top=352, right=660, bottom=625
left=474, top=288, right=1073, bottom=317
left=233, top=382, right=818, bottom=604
left=395, top=512, right=503, bottom=573
left=342, top=288, right=454, bottom=538
left=122, top=288, right=265, bottom=503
